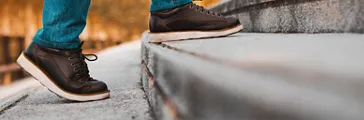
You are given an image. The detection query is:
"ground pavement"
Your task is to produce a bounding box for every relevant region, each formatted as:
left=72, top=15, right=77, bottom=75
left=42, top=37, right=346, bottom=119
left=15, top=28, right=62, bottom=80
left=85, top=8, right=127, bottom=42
left=0, top=40, right=152, bottom=120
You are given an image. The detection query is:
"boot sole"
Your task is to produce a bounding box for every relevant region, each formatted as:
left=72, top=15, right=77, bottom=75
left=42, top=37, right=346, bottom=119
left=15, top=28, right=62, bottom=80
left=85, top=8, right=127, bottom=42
left=17, top=53, right=110, bottom=102
left=148, top=24, right=243, bottom=42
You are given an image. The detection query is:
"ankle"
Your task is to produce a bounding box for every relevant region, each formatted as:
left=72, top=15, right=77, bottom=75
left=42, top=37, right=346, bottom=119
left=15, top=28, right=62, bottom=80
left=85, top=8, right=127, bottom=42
left=150, top=0, right=192, bottom=12
left=32, top=36, right=80, bottom=50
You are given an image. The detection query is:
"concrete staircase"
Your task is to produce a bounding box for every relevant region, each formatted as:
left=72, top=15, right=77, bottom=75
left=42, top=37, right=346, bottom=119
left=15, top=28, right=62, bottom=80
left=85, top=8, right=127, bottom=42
left=211, top=0, right=364, bottom=33
left=141, top=33, right=364, bottom=120
left=141, top=1, right=364, bottom=120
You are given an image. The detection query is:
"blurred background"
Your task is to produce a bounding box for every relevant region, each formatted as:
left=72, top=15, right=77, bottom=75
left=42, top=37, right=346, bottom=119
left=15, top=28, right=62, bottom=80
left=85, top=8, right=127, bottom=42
left=0, top=0, right=219, bottom=86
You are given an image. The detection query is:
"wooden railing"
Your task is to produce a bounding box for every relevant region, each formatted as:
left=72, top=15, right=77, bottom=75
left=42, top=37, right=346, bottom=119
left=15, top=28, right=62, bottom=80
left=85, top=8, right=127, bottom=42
left=0, top=36, right=26, bottom=85
left=0, top=63, right=22, bottom=85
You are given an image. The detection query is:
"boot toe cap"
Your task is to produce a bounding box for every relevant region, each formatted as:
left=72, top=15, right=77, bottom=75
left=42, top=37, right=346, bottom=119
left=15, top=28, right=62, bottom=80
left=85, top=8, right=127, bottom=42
left=83, top=80, right=109, bottom=94
left=226, top=17, right=241, bottom=28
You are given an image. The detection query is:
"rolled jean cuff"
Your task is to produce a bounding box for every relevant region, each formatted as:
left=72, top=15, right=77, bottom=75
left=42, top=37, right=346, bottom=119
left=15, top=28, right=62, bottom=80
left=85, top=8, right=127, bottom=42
left=150, top=0, right=192, bottom=12
left=33, top=35, right=80, bottom=49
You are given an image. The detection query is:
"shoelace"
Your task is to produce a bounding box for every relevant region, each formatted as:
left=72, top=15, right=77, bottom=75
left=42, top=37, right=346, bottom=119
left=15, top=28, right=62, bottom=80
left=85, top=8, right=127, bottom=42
left=189, top=3, right=222, bottom=17
left=68, top=42, right=98, bottom=82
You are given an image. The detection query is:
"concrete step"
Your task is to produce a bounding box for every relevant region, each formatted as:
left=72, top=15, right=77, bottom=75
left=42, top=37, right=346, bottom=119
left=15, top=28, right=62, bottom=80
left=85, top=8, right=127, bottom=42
left=141, top=33, right=364, bottom=120
left=211, top=0, right=364, bottom=33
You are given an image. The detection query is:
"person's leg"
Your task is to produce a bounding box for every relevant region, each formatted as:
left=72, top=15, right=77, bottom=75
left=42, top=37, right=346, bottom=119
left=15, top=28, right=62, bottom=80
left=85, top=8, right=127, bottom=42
left=148, top=0, right=243, bottom=42
left=17, top=0, right=110, bottom=102
left=33, top=0, right=90, bottom=49
left=150, top=0, right=192, bottom=12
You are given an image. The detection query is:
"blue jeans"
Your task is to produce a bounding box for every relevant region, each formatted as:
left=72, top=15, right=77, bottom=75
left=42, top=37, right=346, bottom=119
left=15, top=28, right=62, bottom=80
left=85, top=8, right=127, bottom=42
left=33, top=0, right=192, bottom=49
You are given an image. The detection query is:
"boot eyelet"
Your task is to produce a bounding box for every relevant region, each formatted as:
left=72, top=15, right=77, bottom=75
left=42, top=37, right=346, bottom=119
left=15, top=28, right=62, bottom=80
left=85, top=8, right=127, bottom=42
left=71, top=63, right=75, bottom=66
left=68, top=57, right=72, bottom=60
left=73, top=68, right=78, bottom=72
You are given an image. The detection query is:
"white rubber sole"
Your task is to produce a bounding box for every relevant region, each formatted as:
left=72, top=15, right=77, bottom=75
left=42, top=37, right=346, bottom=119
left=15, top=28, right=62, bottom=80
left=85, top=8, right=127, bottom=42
left=148, top=24, right=243, bottom=42
left=17, top=53, right=110, bottom=101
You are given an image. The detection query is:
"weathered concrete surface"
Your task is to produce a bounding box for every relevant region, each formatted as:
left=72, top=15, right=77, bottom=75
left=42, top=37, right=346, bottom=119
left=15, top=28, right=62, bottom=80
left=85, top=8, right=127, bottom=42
left=142, top=33, right=364, bottom=120
left=212, top=0, right=364, bottom=33
left=0, top=41, right=153, bottom=120
left=0, top=78, right=40, bottom=104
